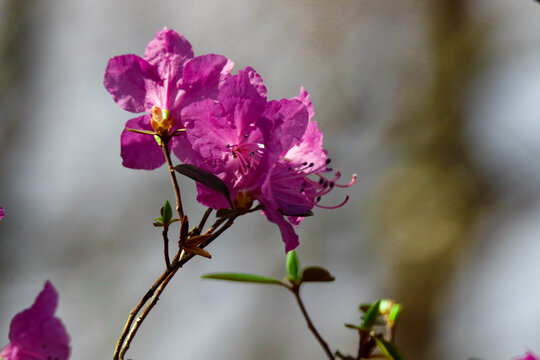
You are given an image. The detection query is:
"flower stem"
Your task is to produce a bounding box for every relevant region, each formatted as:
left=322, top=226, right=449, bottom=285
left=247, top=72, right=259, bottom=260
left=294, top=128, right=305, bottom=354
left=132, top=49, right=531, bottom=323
left=292, top=287, right=335, bottom=360
left=161, top=140, right=184, bottom=220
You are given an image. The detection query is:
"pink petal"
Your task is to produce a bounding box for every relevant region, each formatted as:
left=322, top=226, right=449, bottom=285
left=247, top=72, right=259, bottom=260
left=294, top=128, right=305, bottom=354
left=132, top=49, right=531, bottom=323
left=6, top=281, right=70, bottom=360
left=262, top=207, right=299, bottom=252
left=144, top=28, right=193, bottom=91
left=183, top=99, right=230, bottom=161
left=285, top=121, right=328, bottom=169
left=218, top=67, right=267, bottom=119
left=178, top=54, right=234, bottom=107
left=195, top=182, right=233, bottom=210
left=0, top=207, right=4, bottom=221
left=120, top=115, right=166, bottom=170
left=296, top=87, right=314, bottom=121
left=104, top=54, right=161, bottom=113
left=262, top=98, right=308, bottom=154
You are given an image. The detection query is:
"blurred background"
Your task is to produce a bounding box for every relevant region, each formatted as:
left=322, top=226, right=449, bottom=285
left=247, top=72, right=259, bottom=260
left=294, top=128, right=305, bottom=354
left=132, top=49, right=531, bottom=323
left=1, top=0, right=540, bottom=359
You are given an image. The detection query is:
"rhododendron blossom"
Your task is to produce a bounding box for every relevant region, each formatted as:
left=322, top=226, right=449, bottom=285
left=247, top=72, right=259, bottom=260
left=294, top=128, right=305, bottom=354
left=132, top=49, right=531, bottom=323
left=0, top=281, right=70, bottom=360
left=104, top=27, right=233, bottom=169
left=0, top=207, right=4, bottom=221
left=183, top=68, right=355, bottom=251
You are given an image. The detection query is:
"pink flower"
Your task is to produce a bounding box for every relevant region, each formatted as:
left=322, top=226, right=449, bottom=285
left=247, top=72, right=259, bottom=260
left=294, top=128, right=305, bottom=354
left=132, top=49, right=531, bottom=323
left=182, top=67, right=268, bottom=209
left=0, top=281, right=70, bottom=360
left=183, top=68, right=355, bottom=251
left=0, top=207, right=4, bottom=221
left=104, top=27, right=233, bottom=169
left=258, top=88, right=355, bottom=251
left=514, top=351, right=539, bottom=360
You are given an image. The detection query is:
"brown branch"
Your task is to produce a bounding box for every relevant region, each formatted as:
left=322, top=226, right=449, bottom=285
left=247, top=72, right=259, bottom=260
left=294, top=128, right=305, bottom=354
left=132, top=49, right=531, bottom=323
left=292, top=287, right=334, bottom=360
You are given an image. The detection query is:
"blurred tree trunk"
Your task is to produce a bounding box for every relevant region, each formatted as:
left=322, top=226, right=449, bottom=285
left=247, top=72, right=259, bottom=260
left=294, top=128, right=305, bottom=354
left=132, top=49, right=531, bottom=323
left=373, top=1, right=490, bottom=359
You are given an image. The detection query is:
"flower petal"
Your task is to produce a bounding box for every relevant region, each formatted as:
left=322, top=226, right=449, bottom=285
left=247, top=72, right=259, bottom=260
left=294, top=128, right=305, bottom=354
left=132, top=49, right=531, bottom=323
left=0, top=206, right=4, bottom=221
left=7, top=281, right=70, bottom=360
left=104, top=54, right=161, bottom=113
left=284, top=120, right=328, bottom=169
left=121, top=115, right=165, bottom=170
left=144, top=27, right=194, bottom=69
left=262, top=207, right=299, bottom=252
left=178, top=54, right=234, bottom=108
left=262, top=98, right=308, bottom=155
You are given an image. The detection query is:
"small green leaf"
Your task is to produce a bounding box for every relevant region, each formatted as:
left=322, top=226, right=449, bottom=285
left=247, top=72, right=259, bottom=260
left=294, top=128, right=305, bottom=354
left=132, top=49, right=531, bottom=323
left=300, top=266, right=335, bottom=283
left=361, top=300, right=382, bottom=330
left=286, top=250, right=301, bottom=283
left=153, top=217, right=164, bottom=227
left=162, top=200, right=173, bottom=223
left=202, top=273, right=286, bottom=286
left=374, top=337, right=407, bottom=360
left=388, top=304, right=402, bottom=327
left=174, top=164, right=233, bottom=208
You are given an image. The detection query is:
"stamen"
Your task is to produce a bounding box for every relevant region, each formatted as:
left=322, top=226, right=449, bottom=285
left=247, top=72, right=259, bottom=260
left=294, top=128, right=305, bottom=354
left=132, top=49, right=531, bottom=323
left=315, top=195, right=350, bottom=209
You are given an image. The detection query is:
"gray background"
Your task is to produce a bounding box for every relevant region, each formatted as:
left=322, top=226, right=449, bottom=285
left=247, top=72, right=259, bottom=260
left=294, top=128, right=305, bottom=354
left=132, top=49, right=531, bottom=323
left=1, top=1, right=540, bottom=359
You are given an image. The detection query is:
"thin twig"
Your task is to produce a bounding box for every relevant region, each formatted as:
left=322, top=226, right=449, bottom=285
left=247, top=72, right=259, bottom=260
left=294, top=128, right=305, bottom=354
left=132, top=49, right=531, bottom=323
left=119, top=266, right=180, bottom=359
left=195, top=208, right=213, bottom=236
left=292, top=288, right=335, bottom=360
left=162, top=225, right=171, bottom=269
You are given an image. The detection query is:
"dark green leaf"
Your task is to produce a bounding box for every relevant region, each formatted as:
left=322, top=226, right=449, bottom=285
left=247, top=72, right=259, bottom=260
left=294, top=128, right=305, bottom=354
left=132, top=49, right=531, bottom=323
left=174, top=164, right=233, bottom=208
left=300, top=266, right=335, bottom=282
left=374, top=337, right=407, bottom=360
left=286, top=250, right=300, bottom=283
left=162, top=200, right=173, bottom=223
left=279, top=209, right=314, bottom=217
left=361, top=300, right=382, bottom=330
left=202, top=273, right=286, bottom=286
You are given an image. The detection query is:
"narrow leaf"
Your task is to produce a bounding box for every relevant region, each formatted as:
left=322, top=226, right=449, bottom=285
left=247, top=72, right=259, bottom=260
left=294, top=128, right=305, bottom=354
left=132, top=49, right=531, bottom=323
left=126, top=128, right=156, bottom=136
left=286, top=250, right=301, bottom=283
left=374, top=337, right=407, bottom=360
left=184, top=246, right=211, bottom=259
left=174, top=164, right=233, bottom=208
left=344, top=323, right=363, bottom=331
left=361, top=300, right=382, bottom=330
left=202, top=273, right=286, bottom=286
left=301, top=266, right=335, bottom=283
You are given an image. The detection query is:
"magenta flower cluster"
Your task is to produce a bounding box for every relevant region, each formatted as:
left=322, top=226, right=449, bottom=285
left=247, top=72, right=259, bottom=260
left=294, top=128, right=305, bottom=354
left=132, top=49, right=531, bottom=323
left=1, top=281, right=70, bottom=360
left=104, top=27, right=355, bottom=251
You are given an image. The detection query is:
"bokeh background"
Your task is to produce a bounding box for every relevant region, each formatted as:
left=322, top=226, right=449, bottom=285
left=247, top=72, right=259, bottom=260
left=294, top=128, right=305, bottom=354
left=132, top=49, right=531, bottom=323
left=1, top=0, right=540, bottom=359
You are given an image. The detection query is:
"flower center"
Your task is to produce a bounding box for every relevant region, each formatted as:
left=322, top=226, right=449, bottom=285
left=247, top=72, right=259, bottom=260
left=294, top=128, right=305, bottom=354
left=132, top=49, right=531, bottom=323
left=150, top=106, right=173, bottom=137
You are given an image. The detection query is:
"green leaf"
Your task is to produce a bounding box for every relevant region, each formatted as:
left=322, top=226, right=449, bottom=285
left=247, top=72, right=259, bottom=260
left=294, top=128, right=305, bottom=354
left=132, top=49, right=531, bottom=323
left=374, top=337, right=407, bottom=360
left=153, top=217, right=164, bottom=227
left=300, top=266, right=335, bottom=283
left=216, top=208, right=236, bottom=218
left=361, top=300, right=382, bottom=330
left=286, top=250, right=301, bottom=283
left=388, top=303, right=402, bottom=327
left=174, top=164, right=233, bottom=208
left=202, top=273, right=286, bottom=286
left=162, top=200, right=173, bottom=223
